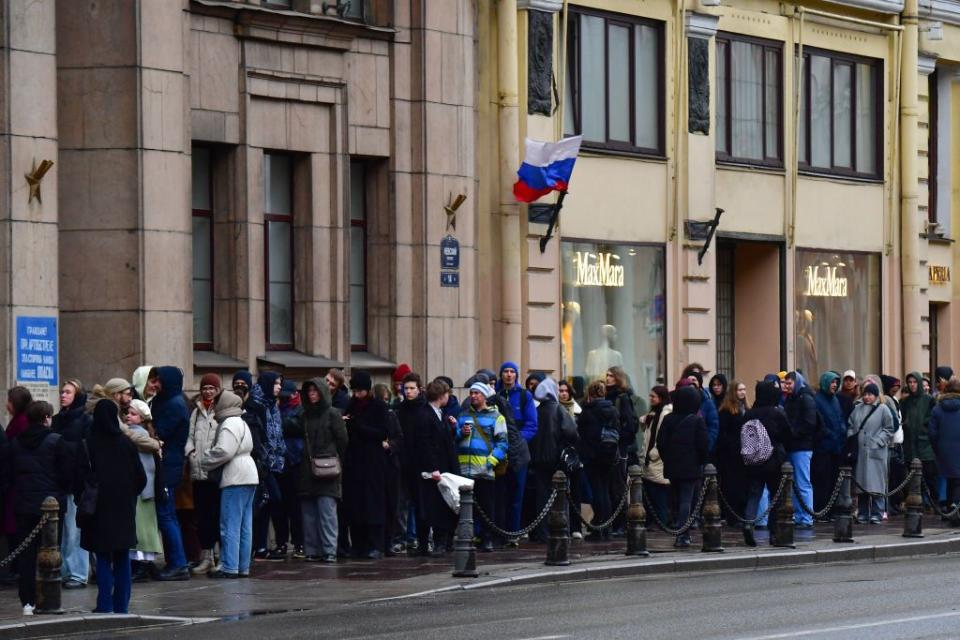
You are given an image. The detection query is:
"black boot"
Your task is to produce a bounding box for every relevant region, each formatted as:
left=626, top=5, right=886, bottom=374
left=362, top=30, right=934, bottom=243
left=742, top=525, right=757, bottom=547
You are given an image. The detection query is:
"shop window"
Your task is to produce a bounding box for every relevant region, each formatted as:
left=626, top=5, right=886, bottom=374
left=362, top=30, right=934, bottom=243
left=192, top=146, right=213, bottom=350
left=798, top=48, right=881, bottom=179
left=563, top=8, right=663, bottom=155
left=561, top=241, right=666, bottom=397
left=264, top=153, right=294, bottom=350
left=795, top=250, right=880, bottom=378
left=716, top=34, right=782, bottom=166
left=350, top=161, right=368, bottom=350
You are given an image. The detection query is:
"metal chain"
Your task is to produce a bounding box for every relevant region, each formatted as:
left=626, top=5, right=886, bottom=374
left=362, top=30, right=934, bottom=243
left=715, top=475, right=787, bottom=526
left=473, top=488, right=558, bottom=539
left=853, top=470, right=916, bottom=499
left=792, top=471, right=847, bottom=520
left=569, top=480, right=629, bottom=532
left=642, top=481, right=708, bottom=536
left=0, top=514, right=48, bottom=568
left=922, top=481, right=960, bottom=519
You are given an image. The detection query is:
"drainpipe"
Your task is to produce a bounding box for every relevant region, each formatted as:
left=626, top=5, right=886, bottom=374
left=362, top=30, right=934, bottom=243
left=900, top=0, right=923, bottom=373
left=498, top=0, right=523, bottom=364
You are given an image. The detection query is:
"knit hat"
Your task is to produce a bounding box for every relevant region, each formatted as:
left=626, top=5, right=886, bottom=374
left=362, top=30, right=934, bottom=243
left=232, top=370, right=253, bottom=388
left=469, top=381, right=495, bottom=398
left=280, top=379, right=297, bottom=399
left=842, top=370, right=857, bottom=381
left=392, top=363, right=412, bottom=383
left=880, top=375, right=900, bottom=395
left=777, top=371, right=788, bottom=381
left=863, top=383, right=880, bottom=397
left=935, top=366, right=954, bottom=382
left=128, top=399, right=152, bottom=422
left=200, top=373, right=222, bottom=389
left=350, top=370, right=373, bottom=392
left=104, top=378, right=132, bottom=396
left=215, top=390, right=244, bottom=419
left=499, top=361, right=519, bottom=375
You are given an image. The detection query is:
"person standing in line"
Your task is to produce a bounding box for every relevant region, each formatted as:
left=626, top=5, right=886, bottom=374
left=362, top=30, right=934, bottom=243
left=412, top=379, right=459, bottom=556
left=270, top=379, right=305, bottom=560
left=251, top=372, right=286, bottom=560
left=3, top=386, right=33, bottom=562
left=123, top=400, right=163, bottom=582
left=782, top=371, right=817, bottom=529
left=709, top=374, right=729, bottom=410
left=641, top=385, right=672, bottom=530
left=741, top=381, right=792, bottom=546
left=837, top=371, right=859, bottom=421
left=900, top=371, right=938, bottom=501
left=184, top=374, right=222, bottom=574
left=299, top=378, right=348, bottom=562
left=558, top=380, right=582, bottom=418
left=934, top=366, right=954, bottom=397
left=52, top=379, right=92, bottom=590
left=81, top=383, right=147, bottom=614
left=928, top=378, right=960, bottom=519
left=657, top=386, right=708, bottom=548
left=848, top=383, right=895, bottom=523
left=325, top=369, right=351, bottom=412
left=576, top=380, right=620, bottom=542
left=131, top=366, right=161, bottom=405
left=394, top=373, right=425, bottom=554
left=496, top=362, right=537, bottom=538
left=716, top=381, right=747, bottom=525
left=680, top=364, right=719, bottom=455
left=373, top=382, right=404, bottom=555
left=812, top=372, right=846, bottom=515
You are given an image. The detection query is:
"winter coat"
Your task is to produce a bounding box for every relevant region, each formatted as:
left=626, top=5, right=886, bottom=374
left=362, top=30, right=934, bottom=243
left=929, top=392, right=960, bottom=478
left=717, top=406, right=746, bottom=465
left=741, top=381, right=792, bottom=477
left=9, top=423, right=72, bottom=515
left=298, top=379, right=348, bottom=499
left=152, top=366, right=190, bottom=487
left=814, top=372, right=846, bottom=456
left=185, top=398, right=218, bottom=481
left=126, top=425, right=161, bottom=500
left=200, top=392, right=258, bottom=488
left=0, top=427, right=8, bottom=522
left=785, top=372, right=818, bottom=452
left=331, top=387, right=350, bottom=412
left=529, top=381, right=579, bottom=472
left=900, top=371, right=935, bottom=463
left=80, top=399, right=147, bottom=553
left=342, top=395, right=390, bottom=525
left=280, top=394, right=305, bottom=468
left=396, top=396, right=426, bottom=476
left=413, top=402, right=459, bottom=475
left=52, top=393, right=92, bottom=495
left=254, top=372, right=286, bottom=473
left=131, top=365, right=156, bottom=404
left=847, top=400, right=895, bottom=493
left=642, top=404, right=672, bottom=485
left=455, top=404, right=508, bottom=480
left=657, top=387, right=709, bottom=482
left=576, top=398, right=620, bottom=465
left=698, top=388, right=720, bottom=453
left=496, top=382, right=538, bottom=443
left=606, top=386, right=640, bottom=456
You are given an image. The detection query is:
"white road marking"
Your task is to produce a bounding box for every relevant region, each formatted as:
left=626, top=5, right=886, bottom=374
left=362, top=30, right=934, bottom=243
left=737, top=610, right=960, bottom=639
left=511, top=636, right=570, bottom=640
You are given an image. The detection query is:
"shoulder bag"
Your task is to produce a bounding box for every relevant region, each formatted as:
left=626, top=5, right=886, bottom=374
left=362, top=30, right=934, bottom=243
left=844, top=404, right=879, bottom=466
left=305, top=419, right=341, bottom=480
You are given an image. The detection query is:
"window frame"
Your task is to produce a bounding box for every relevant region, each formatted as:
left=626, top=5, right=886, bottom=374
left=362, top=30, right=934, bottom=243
left=263, top=153, right=295, bottom=352
left=192, top=145, right=214, bottom=352
left=797, top=46, right=883, bottom=181
left=565, top=6, right=665, bottom=157
left=350, top=161, right=369, bottom=352
left=715, top=32, right=784, bottom=169
left=928, top=68, right=938, bottom=225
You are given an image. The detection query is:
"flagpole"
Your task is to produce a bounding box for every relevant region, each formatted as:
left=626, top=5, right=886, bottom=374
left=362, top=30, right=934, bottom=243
left=539, top=189, right=567, bottom=253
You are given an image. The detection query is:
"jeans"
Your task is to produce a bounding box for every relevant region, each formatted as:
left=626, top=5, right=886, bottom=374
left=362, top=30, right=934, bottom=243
left=745, top=473, right=781, bottom=525
left=507, top=465, right=528, bottom=532
left=220, top=485, right=255, bottom=575
left=156, top=482, right=187, bottom=570
left=858, top=493, right=884, bottom=520
left=95, top=551, right=131, bottom=613
left=61, top=499, right=89, bottom=583
left=670, top=479, right=699, bottom=539
left=789, top=450, right=814, bottom=526
left=301, top=496, right=338, bottom=557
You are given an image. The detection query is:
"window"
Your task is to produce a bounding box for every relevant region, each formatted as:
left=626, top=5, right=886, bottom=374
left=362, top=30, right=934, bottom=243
left=192, top=146, right=213, bottom=350
left=716, top=35, right=782, bottom=165
left=350, top=161, right=368, bottom=350
left=563, top=8, right=663, bottom=155
left=798, top=49, right=881, bottom=178
left=929, top=68, right=952, bottom=235
left=264, top=153, right=293, bottom=350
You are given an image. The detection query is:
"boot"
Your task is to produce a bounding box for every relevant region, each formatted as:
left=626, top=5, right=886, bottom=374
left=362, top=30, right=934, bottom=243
left=742, top=525, right=757, bottom=547
left=191, top=549, right=215, bottom=575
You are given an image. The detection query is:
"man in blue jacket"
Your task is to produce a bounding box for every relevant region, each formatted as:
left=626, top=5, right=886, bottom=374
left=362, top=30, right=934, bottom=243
left=813, top=372, right=846, bottom=514
left=496, top=361, right=537, bottom=536
left=151, top=366, right=191, bottom=580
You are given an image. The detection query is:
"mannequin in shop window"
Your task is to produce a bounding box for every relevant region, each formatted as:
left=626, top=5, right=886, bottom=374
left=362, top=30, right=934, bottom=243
left=797, top=309, right=818, bottom=376
left=585, top=324, right=624, bottom=383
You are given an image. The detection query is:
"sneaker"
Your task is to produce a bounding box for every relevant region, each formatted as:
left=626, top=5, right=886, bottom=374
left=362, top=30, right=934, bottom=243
left=292, top=546, right=306, bottom=559
left=265, top=546, right=287, bottom=561
left=253, top=548, right=269, bottom=560
left=22, top=604, right=34, bottom=616
left=320, top=554, right=338, bottom=563
left=304, top=555, right=321, bottom=562
left=571, top=531, right=583, bottom=541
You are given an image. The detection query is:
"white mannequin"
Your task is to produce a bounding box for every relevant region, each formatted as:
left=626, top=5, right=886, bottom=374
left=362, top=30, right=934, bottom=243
left=585, top=324, right=624, bottom=382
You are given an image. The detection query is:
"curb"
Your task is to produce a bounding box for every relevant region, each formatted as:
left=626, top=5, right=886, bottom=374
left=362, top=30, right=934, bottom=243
left=370, top=535, right=960, bottom=601
left=0, top=613, right=217, bottom=639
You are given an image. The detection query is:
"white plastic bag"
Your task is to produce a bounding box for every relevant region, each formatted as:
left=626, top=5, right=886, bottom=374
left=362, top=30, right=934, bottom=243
left=422, top=472, right=474, bottom=514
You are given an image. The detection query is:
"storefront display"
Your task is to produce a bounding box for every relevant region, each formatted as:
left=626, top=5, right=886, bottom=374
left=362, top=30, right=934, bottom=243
left=561, top=241, right=665, bottom=397
left=795, top=250, right=880, bottom=378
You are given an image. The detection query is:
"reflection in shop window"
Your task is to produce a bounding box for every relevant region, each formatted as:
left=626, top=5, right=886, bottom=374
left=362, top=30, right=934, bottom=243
left=561, top=242, right=665, bottom=398
left=794, top=250, right=880, bottom=378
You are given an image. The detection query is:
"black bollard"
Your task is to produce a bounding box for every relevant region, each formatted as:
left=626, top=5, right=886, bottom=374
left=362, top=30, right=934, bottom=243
left=625, top=465, right=650, bottom=557
left=35, top=497, right=62, bottom=615
left=545, top=471, right=570, bottom=566
left=452, top=485, right=479, bottom=578
left=701, top=464, right=724, bottom=552
left=903, top=458, right=924, bottom=538
left=833, top=466, right=855, bottom=543
left=773, top=462, right=795, bottom=548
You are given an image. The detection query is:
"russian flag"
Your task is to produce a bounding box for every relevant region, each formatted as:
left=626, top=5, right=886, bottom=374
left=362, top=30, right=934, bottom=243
left=513, top=135, right=583, bottom=203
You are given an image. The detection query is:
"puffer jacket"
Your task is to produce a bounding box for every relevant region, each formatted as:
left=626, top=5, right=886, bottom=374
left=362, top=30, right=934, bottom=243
left=642, top=404, right=672, bottom=485
left=185, top=398, right=218, bottom=481
left=200, top=392, right=259, bottom=488
left=814, top=372, right=846, bottom=455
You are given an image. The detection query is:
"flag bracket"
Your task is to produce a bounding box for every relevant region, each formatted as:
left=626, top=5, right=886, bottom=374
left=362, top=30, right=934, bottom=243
left=538, top=190, right=568, bottom=254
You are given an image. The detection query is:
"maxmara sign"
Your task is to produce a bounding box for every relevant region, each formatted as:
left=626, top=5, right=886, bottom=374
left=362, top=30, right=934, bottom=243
left=802, top=265, right=848, bottom=297
left=574, top=251, right=625, bottom=288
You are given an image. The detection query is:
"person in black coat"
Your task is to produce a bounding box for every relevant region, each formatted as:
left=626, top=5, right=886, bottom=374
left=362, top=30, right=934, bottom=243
left=394, top=373, right=425, bottom=553
left=529, top=378, right=579, bottom=543
left=80, top=394, right=147, bottom=614
left=741, top=380, right=792, bottom=546
left=411, top=379, right=459, bottom=556
left=9, top=401, right=72, bottom=612
left=576, top=380, right=621, bottom=541
left=657, top=385, right=709, bottom=548
left=342, top=370, right=390, bottom=559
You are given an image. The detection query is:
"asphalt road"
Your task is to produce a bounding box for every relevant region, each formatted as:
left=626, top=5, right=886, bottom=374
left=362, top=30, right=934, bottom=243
left=129, top=556, right=960, bottom=640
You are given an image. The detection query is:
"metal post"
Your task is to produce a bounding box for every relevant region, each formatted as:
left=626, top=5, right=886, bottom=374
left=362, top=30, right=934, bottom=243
left=903, top=458, right=924, bottom=538
left=545, top=471, right=570, bottom=566
left=452, top=486, right=479, bottom=578
left=833, top=466, right=855, bottom=543
left=35, top=497, right=62, bottom=615
left=774, top=462, right=795, bottom=548
left=701, top=464, right=724, bottom=553
left=625, top=465, right=650, bottom=557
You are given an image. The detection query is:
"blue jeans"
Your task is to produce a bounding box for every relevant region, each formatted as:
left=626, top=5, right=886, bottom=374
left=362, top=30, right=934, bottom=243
left=221, top=485, right=255, bottom=575
left=61, top=499, right=89, bottom=583
left=95, top=551, right=131, bottom=613
left=508, top=465, right=528, bottom=531
left=790, top=450, right=814, bottom=526
left=156, top=483, right=187, bottom=570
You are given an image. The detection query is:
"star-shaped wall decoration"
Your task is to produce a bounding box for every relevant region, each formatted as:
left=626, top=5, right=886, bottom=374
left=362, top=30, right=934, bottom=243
left=25, top=159, right=54, bottom=204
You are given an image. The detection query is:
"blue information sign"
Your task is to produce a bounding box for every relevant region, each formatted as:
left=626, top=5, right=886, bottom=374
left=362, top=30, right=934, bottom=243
left=441, top=272, right=459, bottom=287
left=16, top=316, right=58, bottom=384
left=441, top=235, right=460, bottom=269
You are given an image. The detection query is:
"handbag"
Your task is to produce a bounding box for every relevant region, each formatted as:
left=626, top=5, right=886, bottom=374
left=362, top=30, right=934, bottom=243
left=304, top=420, right=341, bottom=480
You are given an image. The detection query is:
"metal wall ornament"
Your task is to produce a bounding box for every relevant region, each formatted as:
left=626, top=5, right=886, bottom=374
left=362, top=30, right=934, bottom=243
left=445, top=192, right=466, bottom=231
left=25, top=159, right=54, bottom=204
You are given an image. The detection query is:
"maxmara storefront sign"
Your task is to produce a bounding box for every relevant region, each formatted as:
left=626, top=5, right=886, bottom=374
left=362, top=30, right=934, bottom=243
left=802, top=265, right=847, bottom=297
left=574, top=251, right=624, bottom=287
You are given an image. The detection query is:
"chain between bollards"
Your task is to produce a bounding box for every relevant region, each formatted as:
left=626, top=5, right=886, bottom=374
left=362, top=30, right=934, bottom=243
left=774, top=462, right=795, bottom=548
left=452, top=485, right=478, bottom=578
left=625, top=465, right=650, bottom=557
left=701, top=464, right=723, bottom=553
left=902, top=458, right=924, bottom=538
left=35, top=497, right=62, bottom=615
left=545, top=471, right=570, bottom=566
left=833, top=466, right=855, bottom=543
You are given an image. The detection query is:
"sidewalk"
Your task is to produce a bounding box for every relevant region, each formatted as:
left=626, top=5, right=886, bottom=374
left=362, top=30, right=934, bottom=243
left=1, top=514, right=958, bottom=633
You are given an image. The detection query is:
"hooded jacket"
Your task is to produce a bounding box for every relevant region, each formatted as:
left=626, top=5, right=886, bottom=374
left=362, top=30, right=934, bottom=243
left=814, top=372, right=846, bottom=455
left=576, top=397, right=620, bottom=465
left=9, top=422, right=72, bottom=515
left=929, top=392, right=960, bottom=478
left=529, top=378, right=579, bottom=472
left=253, top=372, right=286, bottom=473
left=496, top=361, right=539, bottom=444
left=709, top=373, right=728, bottom=409
left=152, top=366, right=190, bottom=486
left=784, top=372, right=819, bottom=451
left=185, top=395, right=218, bottom=482
left=299, top=378, right=348, bottom=498
left=742, top=381, right=792, bottom=475
left=52, top=391, right=92, bottom=495
left=280, top=383, right=305, bottom=467
left=900, top=371, right=935, bottom=463
left=131, top=365, right=157, bottom=404
left=201, top=391, right=259, bottom=488
left=656, top=386, right=708, bottom=481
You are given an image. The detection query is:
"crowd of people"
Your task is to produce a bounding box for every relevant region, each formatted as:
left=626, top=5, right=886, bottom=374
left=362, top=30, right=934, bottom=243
left=2, top=359, right=960, bottom=616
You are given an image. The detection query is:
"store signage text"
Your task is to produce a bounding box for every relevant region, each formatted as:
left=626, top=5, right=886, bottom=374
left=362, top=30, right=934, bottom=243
left=574, top=251, right=624, bottom=288
left=802, top=265, right=847, bottom=298
left=929, top=265, right=951, bottom=285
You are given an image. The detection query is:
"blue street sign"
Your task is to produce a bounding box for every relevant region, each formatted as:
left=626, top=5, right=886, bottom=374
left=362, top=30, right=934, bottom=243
left=16, top=316, right=58, bottom=384
left=441, top=235, right=460, bottom=269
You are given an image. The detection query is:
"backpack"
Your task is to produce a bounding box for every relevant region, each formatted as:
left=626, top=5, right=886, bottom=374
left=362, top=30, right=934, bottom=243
left=598, top=419, right=621, bottom=465
left=740, top=418, right=774, bottom=466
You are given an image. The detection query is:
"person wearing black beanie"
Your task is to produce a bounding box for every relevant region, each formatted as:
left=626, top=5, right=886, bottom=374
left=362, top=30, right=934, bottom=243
left=350, top=370, right=373, bottom=392
left=935, top=366, right=954, bottom=395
